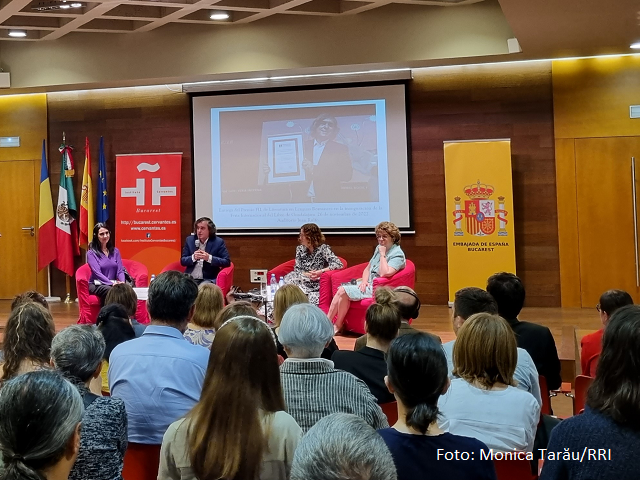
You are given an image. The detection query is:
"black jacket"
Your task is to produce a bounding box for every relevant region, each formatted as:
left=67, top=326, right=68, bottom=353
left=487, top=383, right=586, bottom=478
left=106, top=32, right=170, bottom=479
left=180, top=235, right=230, bottom=280
left=332, top=347, right=394, bottom=404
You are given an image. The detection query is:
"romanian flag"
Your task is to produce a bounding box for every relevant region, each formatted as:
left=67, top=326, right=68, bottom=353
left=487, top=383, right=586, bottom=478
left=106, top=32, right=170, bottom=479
left=97, top=136, right=109, bottom=223
left=54, top=141, right=80, bottom=276
left=79, top=137, right=95, bottom=249
left=38, top=140, right=57, bottom=271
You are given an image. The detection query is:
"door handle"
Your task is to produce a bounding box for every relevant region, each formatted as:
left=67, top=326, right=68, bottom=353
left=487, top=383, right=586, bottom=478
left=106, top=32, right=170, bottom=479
left=22, top=226, right=35, bottom=237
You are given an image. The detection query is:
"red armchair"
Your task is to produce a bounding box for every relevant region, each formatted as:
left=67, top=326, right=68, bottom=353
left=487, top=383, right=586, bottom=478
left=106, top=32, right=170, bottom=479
left=268, top=257, right=348, bottom=281
left=160, top=260, right=235, bottom=301
left=76, top=259, right=150, bottom=325
left=318, top=259, right=416, bottom=334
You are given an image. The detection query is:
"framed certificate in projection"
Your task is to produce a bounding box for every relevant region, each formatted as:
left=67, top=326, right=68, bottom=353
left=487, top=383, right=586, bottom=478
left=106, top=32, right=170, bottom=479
left=267, top=134, right=305, bottom=183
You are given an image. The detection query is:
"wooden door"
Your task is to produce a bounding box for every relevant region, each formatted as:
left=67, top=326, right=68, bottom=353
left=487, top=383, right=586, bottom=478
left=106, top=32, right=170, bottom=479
left=575, top=137, right=640, bottom=307
left=0, top=161, right=37, bottom=298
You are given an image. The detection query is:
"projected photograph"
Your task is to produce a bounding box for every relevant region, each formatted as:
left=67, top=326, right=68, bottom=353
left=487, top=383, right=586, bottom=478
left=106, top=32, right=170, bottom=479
left=216, top=104, right=382, bottom=205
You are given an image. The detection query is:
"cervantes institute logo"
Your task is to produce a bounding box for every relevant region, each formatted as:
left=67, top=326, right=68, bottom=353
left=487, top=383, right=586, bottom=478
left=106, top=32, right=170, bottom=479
left=452, top=180, right=509, bottom=237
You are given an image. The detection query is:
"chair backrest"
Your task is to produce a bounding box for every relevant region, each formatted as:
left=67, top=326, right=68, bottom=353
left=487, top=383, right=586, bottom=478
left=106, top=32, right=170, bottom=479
left=493, top=458, right=536, bottom=480
left=380, top=401, right=398, bottom=426
left=76, top=263, right=92, bottom=283
left=160, top=260, right=186, bottom=273
left=122, top=442, right=161, bottom=480
left=538, top=375, right=552, bottom=415
left=122, top=259, right=149, bottom=287
left=585, top=354, right=599, bottom=378
left=573, top=375, right=594, bottom=415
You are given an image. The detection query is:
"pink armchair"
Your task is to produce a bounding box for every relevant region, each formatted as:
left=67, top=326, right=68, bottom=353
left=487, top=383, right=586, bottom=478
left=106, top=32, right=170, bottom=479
left=160, top=260, right=235, bottom=303
left=267, top=257, right=348, bottom=281
left=318, top=259, right=416, bottom=334
left=76, top=258, right=150, bottom=325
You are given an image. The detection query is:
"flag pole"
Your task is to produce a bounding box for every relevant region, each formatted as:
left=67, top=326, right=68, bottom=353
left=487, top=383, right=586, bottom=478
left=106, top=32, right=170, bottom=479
left=64, top=275, right=72, bottom=303
left=45, top=265, right=61, bottom=303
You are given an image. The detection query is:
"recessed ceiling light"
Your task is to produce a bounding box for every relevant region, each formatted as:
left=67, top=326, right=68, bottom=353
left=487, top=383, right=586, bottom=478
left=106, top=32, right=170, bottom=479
left=210, top=12, right=230, bottom=20
left=8, top=30, right=27, bottom=37
left=59, top=3, right=70, bottom=8
left=70, top=2, right=82, bottom=7
left=631, top=42, right=640, bottom=49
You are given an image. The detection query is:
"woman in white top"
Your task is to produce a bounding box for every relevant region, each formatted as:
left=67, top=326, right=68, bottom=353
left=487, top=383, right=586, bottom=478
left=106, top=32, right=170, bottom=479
left=438, top=313, right=540, bottom=452
left=159, top=315, right=303, bottom=480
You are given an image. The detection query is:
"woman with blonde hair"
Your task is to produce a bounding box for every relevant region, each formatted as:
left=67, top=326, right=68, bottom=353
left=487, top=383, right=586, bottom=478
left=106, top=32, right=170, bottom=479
left=283, top=223, right=343, bottom=305
left=272, top=284, right=338, bottom=360
left=1, top=302, right=55, bottom=381
left=159, top=316, right=302, bottom=480
left=183, top=283, right=225, bottom=349
left=327, top=222, right=405, bottom=333
left=437, top=313, right=540, bottom=452
left=212, top=301, right=259, bottom=331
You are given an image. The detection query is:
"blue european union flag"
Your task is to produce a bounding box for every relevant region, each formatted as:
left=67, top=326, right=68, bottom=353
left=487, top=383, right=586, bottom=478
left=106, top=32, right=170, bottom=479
left=97, top=136, right=109, bottom=223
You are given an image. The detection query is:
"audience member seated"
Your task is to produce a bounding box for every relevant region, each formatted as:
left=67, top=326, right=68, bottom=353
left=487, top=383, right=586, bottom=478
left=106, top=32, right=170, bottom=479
left=354, top=286, right=424, bottom=351
left=443, top=287, right=542, bottom=406
left=109, top=271, right=208, bottom=444
left=160, top=315, right=302, bottom=480
left=0, top=371, right=83, bottom=480
left=183, top=283, right=224, bottom=349
left=487, top=272, right=562, bottom=391
left=438, top=313, right=540, bottom=452
left=283, top=223, right=344, bottom=305
left=379, top=333, right=497, bottom=480
left=1, top=302, right=55, bottom=382
left=332, top=287, right=401, bottom=404
left=327, top=221, right=406, bottom=333
left=540, top=304, right=640, bottom=480
left=213, top=301, right=260, bottom=330
left=273, top=284, right=338, bottom=360
left=105, top=283, right=147, bottom=337
left=291, top=413, right=397, bottom=480
left=181, top=217, right=230, bottom=285
left=96, top=304, right=136, bottom=395
left=51, top=325, right=127, bottom=480
left=279, top=304, right=388, bottom=432
left=11, top=290, right=49, bottom=311
left=87, top=222, right=125, bottom=305
left=580, top=289, right=633, bottom=377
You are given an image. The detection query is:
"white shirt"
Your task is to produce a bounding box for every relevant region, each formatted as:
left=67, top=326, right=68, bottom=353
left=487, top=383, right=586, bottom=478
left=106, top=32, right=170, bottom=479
left=438, top=378, right=540, bottom=452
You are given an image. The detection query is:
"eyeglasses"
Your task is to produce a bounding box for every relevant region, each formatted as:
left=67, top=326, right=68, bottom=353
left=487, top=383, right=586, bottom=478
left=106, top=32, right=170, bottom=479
left=596, top=304, right=601, bottom=312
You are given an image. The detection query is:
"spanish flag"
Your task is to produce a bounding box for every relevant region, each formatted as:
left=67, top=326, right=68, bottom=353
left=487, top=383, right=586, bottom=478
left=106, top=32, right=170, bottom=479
left=38, top=140, right=57, bottom=271
left=79, top=137, right=95, bottom=249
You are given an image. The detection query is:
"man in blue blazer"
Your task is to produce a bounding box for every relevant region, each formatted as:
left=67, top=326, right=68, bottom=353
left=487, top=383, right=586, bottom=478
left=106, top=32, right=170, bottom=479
left=180, top=217, right=230, bottom=284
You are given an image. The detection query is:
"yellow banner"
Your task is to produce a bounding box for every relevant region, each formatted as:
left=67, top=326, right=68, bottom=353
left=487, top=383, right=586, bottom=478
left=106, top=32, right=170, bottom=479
left=444, top=140, right=516, bottom=302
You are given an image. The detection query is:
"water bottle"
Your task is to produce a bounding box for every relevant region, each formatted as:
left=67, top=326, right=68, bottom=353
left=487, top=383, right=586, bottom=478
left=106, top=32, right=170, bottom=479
left=269, top=274, right=277, bottom=300
left=150, top=274, right=156, bottom=283
left=279, top=276, right=285, bottom=288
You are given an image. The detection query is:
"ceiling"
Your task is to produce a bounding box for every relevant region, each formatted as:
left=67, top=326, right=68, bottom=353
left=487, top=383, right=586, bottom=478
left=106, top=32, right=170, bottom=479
left=0, top=0, right=483, bottom=41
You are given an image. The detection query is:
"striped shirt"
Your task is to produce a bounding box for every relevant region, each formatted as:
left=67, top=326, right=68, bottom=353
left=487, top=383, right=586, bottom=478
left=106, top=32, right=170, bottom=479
left=280, top=358, right=388, bottom=433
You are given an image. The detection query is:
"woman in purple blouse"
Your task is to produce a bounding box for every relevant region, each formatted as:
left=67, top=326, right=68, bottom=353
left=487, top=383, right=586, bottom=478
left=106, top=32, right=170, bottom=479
left=87, top=223, right=125, bottom=304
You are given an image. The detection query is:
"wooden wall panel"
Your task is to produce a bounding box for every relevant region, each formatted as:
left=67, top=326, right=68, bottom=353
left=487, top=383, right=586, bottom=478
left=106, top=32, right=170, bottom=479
left=45, top=63, right=561, bottom=307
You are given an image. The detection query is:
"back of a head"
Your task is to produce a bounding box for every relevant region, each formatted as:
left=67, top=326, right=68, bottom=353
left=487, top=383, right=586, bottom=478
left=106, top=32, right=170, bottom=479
left=147, top=271, right=198, bottom=326
left=599, top=289, right=634, bottom=317
left=96, top=304, right=135, bottom=361
left=278, top=304, right=334, bottom=358
left=192, top=283, right=225, bottom=329
left=587, top=304, right=640, bottom=429
left=366, top=288, right=401, bottom=343
left=387, top=333, right=448, bottom=434
left=486, top=272, right=525, bottom=320
left=0, top=370, right=83, bottom=480
left=273, top=284, right=309, bottom=327
left=291, top=413, right=397, bottom=480
left=453, top=287, right=498, bottom=320
left=2, top=303, right=56, bottom=382
left=189, top=315, right=284, bottom=480
left=453, top=313, right=517, bottom=389
left=213, top=301, right=258, bottom=331
left=390, top=286, right=420, bottom=321
left=51, top=325, right=106, bottom=383
left=104, top=283, right=138, bottom=318
left=11, top=291, right=49, bottom=312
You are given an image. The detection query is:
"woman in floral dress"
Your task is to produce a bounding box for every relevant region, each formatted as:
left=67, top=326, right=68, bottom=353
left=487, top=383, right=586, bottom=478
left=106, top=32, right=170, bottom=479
left=284, top=223, right=343, bottom=305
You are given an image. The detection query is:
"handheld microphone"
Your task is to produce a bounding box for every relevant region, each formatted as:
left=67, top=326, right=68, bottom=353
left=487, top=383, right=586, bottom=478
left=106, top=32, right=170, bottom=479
left=195, top=239, right=204, bottom=265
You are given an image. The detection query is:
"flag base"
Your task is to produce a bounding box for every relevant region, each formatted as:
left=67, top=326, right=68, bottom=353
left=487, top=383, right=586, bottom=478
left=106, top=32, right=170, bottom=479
left=45, top=296, right=62, bottom=303
left=64, top=293, right=73, bottom=304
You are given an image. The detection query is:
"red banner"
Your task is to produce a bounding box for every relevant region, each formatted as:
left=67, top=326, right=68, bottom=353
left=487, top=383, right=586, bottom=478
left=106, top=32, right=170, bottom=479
left=115, top=153, right=182, bottom=277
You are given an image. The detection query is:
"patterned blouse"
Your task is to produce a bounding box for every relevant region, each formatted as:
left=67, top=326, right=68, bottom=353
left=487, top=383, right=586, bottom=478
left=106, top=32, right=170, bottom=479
left=69, top=379, right=128, bottom=480
left=283, top=244, right=343, bottom=305
left=183, top=326, right=215, bottom=349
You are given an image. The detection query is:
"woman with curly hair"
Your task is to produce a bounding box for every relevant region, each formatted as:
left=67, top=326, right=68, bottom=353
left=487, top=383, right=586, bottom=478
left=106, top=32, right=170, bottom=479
left=1, top=302, right=55, bottom=382
left=327, top=222, right=405, bottom=333
left=283, top=223, right=343, bottom=305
